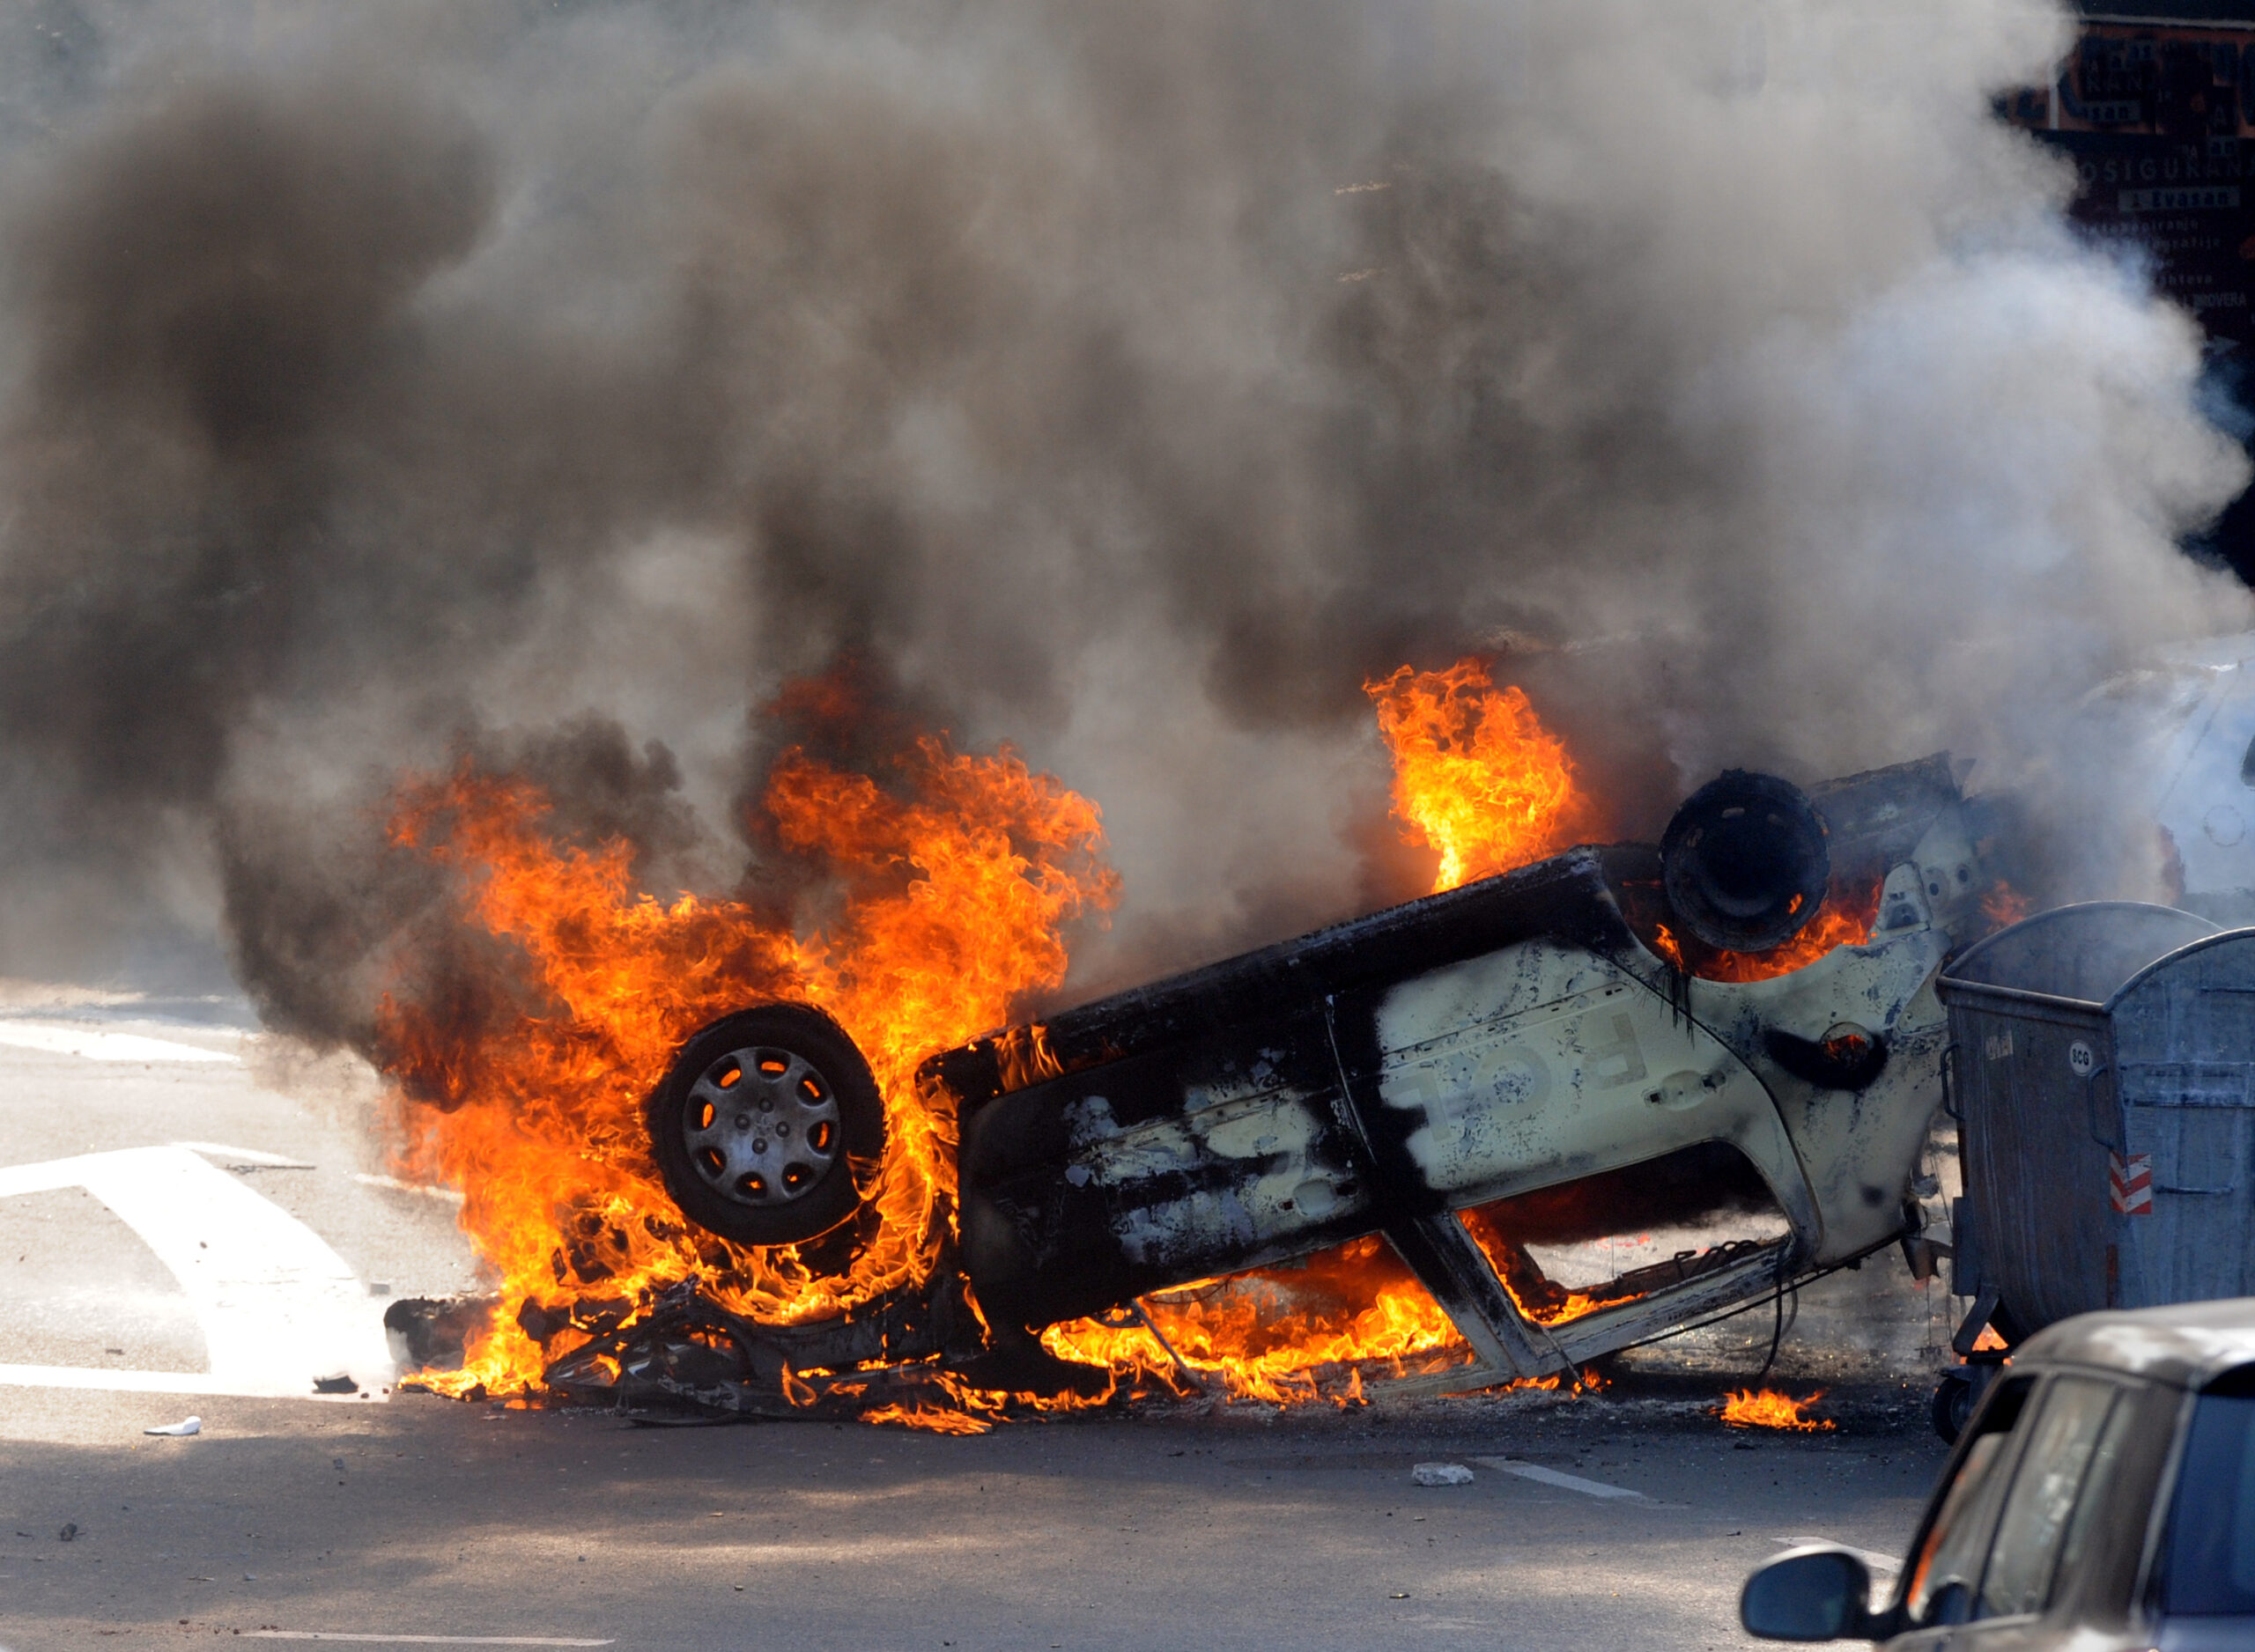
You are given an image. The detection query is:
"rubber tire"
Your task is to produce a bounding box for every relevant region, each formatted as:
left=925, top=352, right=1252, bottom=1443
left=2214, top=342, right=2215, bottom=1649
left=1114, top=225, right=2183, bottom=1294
left=1932, top=1373, right=1975, bottom=1445
left=645, top=1004, right=884, bottom=1249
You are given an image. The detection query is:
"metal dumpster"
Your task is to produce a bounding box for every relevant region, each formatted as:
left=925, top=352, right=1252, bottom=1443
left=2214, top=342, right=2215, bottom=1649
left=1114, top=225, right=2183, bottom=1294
left=1935, top=901, right=2255, bottom=1344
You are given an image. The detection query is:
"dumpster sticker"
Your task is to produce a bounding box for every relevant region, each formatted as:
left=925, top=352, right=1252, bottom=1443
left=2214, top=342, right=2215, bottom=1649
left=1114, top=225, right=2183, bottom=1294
left=2068, top=1041, right=2096, bottom=1079
left=1984, top=1030, right=2014, bottom=1061
left=2110, top=1152, right=2153, bottom=1216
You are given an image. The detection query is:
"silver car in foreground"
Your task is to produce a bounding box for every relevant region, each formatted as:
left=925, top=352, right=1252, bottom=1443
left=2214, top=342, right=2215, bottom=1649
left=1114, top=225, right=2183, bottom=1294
left=1742, top=1297, right=2255, bottom=1650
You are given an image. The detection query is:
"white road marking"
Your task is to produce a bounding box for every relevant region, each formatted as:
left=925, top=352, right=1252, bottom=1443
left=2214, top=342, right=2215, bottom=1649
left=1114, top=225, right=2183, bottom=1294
left=1474, top=1457, right=1895, bottom=1572
left=1474, top=1457, right=1654, bottom=1501
left=243, top=1637, right=613, bottom=1646
left=176, top=1141, right=314, bottom=1167
left=0, top=1147, right=393, bottom=1399
left=0, top=1365, right=291, bottom=1395
left=352, top=1172, right=464, bottom=1202
left=1773, top=1536, right=1902, bottom=1575
left=0, top=1021, right=236, bottom=1064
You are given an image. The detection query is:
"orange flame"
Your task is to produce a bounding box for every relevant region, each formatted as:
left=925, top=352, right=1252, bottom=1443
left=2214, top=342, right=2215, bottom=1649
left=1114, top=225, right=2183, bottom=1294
left=1365, top=660, right=1593, bottom=893
left=1460, top=1222, right=1645, bottom=1329
left=1512, top=1286, right=1636, bottom=1324
left=1980, top=881, right=2032, bottom=928
left=378, top=718, right=1119, bottom=1398
left=1039, top=1236, right=1468, bottom=1404
left=1651, top=879, right=1881, bottom=985
left=1719, top=1388, right=1834, bottom=1430
left=862, top=1403, right=993, bottom=1434
left=993, top=1021, right=1065, bottom=1092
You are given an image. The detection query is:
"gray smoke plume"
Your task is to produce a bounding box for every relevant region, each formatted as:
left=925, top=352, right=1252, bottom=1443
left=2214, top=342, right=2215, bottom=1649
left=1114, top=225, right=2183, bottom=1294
left=0, top=0, right=2242, bottom=1026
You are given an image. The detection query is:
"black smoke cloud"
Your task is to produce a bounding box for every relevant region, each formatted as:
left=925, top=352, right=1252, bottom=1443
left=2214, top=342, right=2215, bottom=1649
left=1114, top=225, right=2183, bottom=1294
left=0, top=0, right=2242, bottom=1024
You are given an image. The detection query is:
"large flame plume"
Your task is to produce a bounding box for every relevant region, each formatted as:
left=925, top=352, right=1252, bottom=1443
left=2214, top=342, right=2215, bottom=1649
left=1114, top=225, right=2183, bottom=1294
left=381, top=708, right=1116, bottom=1397
left=1364, top=660, right=1593, bottom=893
left=1364, top=656, right=1878, bottom=980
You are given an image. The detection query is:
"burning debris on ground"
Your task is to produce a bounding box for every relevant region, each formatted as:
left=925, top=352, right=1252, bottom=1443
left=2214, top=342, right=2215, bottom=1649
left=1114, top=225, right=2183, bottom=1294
left=1720, top=1389, right=1836, bottom=1433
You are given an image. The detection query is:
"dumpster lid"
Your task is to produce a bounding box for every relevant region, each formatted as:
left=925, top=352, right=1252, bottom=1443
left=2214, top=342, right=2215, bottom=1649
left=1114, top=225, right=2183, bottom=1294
left=2016, top=1297, right=2255, bottom=1390
left=2106, top=924, right=2255, bottom=1017
left=1941, top=902, right=2218, bottom=1006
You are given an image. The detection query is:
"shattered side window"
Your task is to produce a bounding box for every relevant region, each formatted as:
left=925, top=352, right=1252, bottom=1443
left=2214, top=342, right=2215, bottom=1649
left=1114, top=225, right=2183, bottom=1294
left=1975, top=1376, right=2121, bottom=1619
left=1904, top=1377, right=2032, bottom=1627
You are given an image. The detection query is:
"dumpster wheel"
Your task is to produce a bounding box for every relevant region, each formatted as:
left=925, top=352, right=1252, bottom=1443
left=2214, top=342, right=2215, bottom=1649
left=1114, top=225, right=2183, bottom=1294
left=1931, top=1372, right=1976, bottom=1444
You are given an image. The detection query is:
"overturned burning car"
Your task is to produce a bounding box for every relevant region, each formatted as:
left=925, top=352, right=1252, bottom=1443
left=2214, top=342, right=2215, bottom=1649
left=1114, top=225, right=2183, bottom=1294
left=518, top=753, right=1997, bottom=1412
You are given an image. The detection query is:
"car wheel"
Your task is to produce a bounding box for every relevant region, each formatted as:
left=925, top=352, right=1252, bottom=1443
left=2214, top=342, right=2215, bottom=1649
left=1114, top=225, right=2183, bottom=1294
left=645, top=1004, right=885, bottom=1249
left=1931, top=1372, right=1975, bottom=1444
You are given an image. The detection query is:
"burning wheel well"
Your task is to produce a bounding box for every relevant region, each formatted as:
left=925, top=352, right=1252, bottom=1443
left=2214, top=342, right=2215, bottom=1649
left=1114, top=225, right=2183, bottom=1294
left=1660, top=771, right=1830, bottom=954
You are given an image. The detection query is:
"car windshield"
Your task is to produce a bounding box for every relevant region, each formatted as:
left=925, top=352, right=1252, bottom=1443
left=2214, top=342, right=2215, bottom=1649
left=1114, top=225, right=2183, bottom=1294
left=2164, top=1391, right=2255, bottom=1615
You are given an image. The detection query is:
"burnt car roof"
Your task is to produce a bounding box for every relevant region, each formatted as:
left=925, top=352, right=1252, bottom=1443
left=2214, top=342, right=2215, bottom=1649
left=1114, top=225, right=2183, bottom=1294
left=2015, top=1296, right=2255, bottom=1389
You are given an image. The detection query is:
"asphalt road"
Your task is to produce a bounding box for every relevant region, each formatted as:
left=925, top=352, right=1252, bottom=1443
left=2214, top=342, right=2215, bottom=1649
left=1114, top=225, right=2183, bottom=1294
left=0, top=991, right=1953, bottom=1652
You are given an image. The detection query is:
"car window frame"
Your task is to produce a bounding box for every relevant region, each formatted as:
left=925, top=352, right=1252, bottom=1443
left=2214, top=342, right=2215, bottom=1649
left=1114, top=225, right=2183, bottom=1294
left=2047, top=1376, right=2148, bottom=1610
left=1894, top=1373, right=2040, bottom=1628
left=1969, top=1372, right=2133, bottom=1625
left=2140, top=1384, right=2213, bottom=1629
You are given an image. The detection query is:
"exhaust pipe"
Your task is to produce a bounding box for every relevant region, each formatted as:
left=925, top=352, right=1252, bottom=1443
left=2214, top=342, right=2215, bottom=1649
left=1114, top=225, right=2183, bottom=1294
left=1660, top=771, right=1830, bottom=954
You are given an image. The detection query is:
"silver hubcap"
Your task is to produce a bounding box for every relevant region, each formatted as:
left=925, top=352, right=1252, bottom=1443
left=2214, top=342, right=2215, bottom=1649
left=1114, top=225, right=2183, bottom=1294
left=682, top=1045, right=843, bottom=1208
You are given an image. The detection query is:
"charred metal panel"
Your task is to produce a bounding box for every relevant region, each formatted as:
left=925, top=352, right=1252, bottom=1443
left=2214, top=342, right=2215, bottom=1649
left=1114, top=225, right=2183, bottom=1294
left=957, top=1007, right=1374, bottom=1330
left=1349, top=940, right=1815, bottom=1240
left=1387, top=1211, right=1564, bottom=1379
left=1808, top=755, right=1961, bottom=887
left=951, top=851, right=1645, bottom=1332
left=953, top=848, right=1831, bottom=1353
left=931, top=847, right=1645, bottom=1112
left=1665, top=859, right=1956, bottom=1267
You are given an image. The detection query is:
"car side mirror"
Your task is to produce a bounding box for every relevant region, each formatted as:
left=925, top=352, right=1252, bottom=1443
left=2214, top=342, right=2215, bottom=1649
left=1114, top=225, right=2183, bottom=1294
left=1741, top=1546, right=1881, bottom=1641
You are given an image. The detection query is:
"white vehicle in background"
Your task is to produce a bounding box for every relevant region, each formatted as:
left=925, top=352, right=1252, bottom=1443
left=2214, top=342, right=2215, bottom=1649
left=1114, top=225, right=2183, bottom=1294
left=2130, top=633, right=2255, bottom=925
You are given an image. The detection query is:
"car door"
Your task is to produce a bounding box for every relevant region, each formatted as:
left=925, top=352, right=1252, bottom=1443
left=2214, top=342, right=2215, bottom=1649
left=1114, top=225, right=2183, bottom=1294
left=1885, top=1371, right=2152, bottom=1652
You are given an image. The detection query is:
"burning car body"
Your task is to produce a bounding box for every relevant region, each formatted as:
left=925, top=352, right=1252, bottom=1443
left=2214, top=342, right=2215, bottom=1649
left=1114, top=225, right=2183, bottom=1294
left=490, top=750, right=1999, bottom=1415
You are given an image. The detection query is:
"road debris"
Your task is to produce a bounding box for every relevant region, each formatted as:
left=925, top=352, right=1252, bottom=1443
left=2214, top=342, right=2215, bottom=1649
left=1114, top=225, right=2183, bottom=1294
left=1411, top=1463, right=1474, bottom=1486
left=144, top=1417, right=202, bottom=1436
